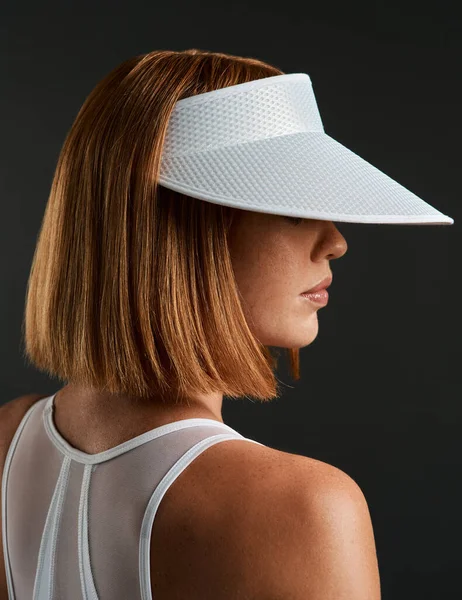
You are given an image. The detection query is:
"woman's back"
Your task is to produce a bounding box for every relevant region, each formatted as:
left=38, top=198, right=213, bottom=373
left=2, top=393, right=380, bottom=599
left=2, top=394, right=260, bottom=599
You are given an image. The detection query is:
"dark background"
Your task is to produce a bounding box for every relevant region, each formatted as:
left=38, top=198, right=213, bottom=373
left=1, top=2, right=460, bottom=598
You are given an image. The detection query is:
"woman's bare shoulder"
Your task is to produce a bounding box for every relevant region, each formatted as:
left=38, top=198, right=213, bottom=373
left=150, top=435, right=380, bottom=599
left=236, top=442, right=381, bottom=599
left=196, top=439, right=381, bottom=599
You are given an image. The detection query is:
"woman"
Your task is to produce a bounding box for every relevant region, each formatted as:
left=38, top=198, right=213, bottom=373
left=1, top=49, right=453, bottom=599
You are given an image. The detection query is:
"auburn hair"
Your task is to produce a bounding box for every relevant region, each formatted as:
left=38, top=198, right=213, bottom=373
left=22, top=48, right=300, bottom=404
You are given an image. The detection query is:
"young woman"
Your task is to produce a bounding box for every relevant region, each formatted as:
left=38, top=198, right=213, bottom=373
left=1, top=48, right=453, bottom=599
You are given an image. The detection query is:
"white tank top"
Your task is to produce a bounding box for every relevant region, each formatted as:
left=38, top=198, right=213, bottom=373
left=2, top=393, right=264, bottom=599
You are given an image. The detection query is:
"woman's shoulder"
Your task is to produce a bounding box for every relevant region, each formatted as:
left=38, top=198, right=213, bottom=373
left=0, top=393, right=49, bottom=454
left=229, top=441, right=381, bottom=599
left=150, top=435, right=378, bottom=598
left=220, top=440, right=380, bottom=599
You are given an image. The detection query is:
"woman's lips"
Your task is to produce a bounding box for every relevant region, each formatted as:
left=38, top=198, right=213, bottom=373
left=299, top=289, right=329, bottom=305
left=300, top=274, right=331, bottom=305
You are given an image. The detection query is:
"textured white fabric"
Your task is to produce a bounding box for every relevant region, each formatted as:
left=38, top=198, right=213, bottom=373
left=158, top=73, right=454, bottom=226
left=2, top=394, right=264, bottom=599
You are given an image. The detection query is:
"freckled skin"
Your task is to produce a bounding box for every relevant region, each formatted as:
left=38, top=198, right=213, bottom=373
left=227, top=211, right=348, bottom=349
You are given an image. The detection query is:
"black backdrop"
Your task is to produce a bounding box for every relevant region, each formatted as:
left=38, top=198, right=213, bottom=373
left=1, top=2, right=460, bottom=598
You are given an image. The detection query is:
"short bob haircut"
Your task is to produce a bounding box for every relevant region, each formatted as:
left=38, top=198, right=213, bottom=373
left=22, top=48, right=301, bottom=405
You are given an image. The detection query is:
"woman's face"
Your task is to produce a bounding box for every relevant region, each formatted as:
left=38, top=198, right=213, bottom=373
left=227, top=210, right=348, bottom=349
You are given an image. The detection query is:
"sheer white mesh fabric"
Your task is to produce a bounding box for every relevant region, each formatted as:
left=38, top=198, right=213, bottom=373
left=2, top=395, right=263, bottom=599
left=158, top=73, right=453, bottom=225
